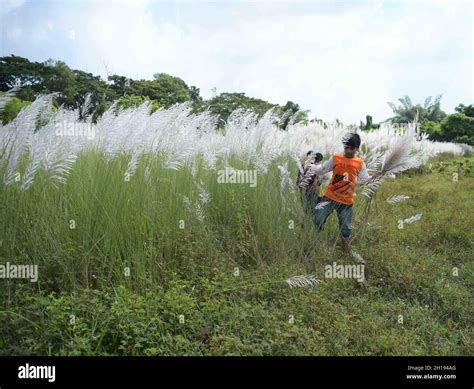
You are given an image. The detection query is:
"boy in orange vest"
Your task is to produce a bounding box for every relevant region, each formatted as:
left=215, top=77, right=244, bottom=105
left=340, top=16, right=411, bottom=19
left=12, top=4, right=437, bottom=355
left=312, top=133, right=374, bottom=254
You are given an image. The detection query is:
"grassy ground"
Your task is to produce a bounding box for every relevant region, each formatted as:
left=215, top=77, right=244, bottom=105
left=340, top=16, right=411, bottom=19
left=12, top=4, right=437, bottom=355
left=0, top=154, right=472, bottom=355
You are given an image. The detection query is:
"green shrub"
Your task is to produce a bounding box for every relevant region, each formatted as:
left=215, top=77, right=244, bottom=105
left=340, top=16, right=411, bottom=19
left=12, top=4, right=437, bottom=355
left=0, top=96, right=31, bottom=124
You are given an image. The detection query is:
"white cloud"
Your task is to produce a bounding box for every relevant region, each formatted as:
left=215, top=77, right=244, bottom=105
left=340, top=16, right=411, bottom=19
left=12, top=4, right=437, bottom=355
left=0, top=0, right=25, bottom=16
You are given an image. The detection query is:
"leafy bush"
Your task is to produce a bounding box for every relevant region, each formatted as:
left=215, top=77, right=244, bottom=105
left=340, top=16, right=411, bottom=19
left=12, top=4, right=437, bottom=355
left=440, top=113, right=474, bottom=145
left=0, top=96, right=31, bottom=124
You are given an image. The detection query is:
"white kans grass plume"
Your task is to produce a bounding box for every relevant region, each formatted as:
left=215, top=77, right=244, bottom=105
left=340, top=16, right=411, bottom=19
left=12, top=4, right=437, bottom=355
left=144, top=165, right=152, bottom=183
left=315, top=200, right=331, bottom=210
left=351, top=250, right=366, bottom=264
left=22, top=101, right=82, bottom=190
left=0, top=95, right=469, bottom=193
left=163, top=159, right=184, bottom=171
left=197, top=181, right=212, bottom=204
left=403, top=213, right=423, bottom=224
left=183, top=189, right=208, bottom=222
left=125, top=150, right=141, bottom=178
left=386, top=195, right=410, bottom=204
left=277, top=161, right=295, bottom=196
left=2, top=95, right=54, bottom=185
left=183, top=195, right=204, bottom=222
left=294, top=155, right=305, bottom=176
left=285, top=274, right=322, bottom=288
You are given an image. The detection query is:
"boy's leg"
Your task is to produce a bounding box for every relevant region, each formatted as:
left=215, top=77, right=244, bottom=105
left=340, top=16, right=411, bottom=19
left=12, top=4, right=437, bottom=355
left=313, top=196, right=333, bottom=231
left=310, top=191, right=319, bottom=214
left=335, top=203, right=353, bottom=254
left=299, top=190, right=306, bottom=212
left=300, top=190, right=312, bottom=215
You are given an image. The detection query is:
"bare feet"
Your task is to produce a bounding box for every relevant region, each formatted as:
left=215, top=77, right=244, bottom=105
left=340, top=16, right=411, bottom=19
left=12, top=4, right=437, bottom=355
left=341, top=237, right=350, bottom=255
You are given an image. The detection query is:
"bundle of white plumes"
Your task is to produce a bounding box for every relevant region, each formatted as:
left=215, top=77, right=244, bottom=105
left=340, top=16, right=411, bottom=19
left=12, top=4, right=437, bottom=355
left=363, top=136, right=425, bottom=199
left=356, top=137, right=425, bottom=237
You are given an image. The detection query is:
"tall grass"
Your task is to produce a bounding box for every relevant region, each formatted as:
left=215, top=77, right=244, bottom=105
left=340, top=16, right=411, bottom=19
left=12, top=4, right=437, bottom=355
left=0, top=96, right=470, bottom=293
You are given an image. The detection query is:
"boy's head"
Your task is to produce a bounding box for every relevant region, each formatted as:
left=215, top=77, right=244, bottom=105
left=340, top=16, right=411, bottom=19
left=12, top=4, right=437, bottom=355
left=306, top=150, right=323, bottom=163
left=342, top=133, right=361, bottom=158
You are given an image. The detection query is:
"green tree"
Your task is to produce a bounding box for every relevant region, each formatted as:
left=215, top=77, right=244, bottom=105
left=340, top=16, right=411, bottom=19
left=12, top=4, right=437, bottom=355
left=73, top=69, right=116, bottom=119
left=42, top=59, right=76, bottom=107
left=0, top=55, right=309, bottom=128
left=116, top=95, right=161, bottom=113
left=360, top=115, right=380, bottom=131
left=455, top=104, right=474, bottom=117
left=201, top=92, right=277, bottom=126
left=439, top=112, right=474, bottom=145
left=0, top=56, right=116, bottom=119
left=387, top=95, right=446, bottom=124
left=188, top=85, right=203, bottom=104
left=0, top=55, right=46, bottom=100
left=278, top=101, right=309, bottom=130
left=108, top=75, right=131, bottom=97
left=420, top=120, right=442, bottom=140
left=151, top=73, right=191, bottom=107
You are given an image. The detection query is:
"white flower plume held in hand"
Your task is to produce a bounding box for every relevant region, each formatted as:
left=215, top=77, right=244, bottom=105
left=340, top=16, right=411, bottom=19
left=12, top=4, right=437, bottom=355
left=363, top=137, right=424, bottom=200
left=315, top=200, right=331, bottom=210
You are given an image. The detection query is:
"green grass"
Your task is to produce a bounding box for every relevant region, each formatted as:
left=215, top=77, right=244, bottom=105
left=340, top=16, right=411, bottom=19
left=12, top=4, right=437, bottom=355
left=0, top=153, right=472, bottom=355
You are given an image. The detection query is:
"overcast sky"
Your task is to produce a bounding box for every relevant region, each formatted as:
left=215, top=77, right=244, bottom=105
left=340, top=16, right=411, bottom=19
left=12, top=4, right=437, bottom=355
left=1, top=0, right=472, bottom=123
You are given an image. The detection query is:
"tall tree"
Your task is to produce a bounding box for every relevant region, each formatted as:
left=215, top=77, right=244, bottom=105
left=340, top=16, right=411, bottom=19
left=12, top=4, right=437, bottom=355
left=455, top=104, right=474, bottom=117
left=201, top=92, right=277, bottom=126
left=0, top=55, right=46, bottom=100
left=387, top=94, right=446, bottom=124
left=277, top=101, right=309, bottom=130
left=151, top=73, right=191, bottom=107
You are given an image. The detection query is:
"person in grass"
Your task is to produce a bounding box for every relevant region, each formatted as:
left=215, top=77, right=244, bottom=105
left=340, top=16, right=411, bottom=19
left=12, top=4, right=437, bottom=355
left=311, top=133, right=375, bottom=254
left=296, top=150, right=324, bottom=215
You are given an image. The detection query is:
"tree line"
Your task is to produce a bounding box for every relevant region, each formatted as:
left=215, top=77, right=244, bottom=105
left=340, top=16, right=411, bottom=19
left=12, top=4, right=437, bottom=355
left=0, top=55, right=307, bottom=130
left=0, top=55, right=472, bottom=144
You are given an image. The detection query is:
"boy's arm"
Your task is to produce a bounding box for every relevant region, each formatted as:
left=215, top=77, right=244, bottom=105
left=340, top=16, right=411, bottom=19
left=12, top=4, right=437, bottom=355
left=357, top=162, right=372, bottom=184
left=313, top=158, right=333, bottom=176
left=298, top=158, right=333, bottom=190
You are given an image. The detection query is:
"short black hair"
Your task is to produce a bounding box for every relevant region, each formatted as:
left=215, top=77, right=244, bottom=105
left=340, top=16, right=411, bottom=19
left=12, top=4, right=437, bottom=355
left=342, top=133, right=361, bottom=148
left=306, top=150, right=323, bottom=162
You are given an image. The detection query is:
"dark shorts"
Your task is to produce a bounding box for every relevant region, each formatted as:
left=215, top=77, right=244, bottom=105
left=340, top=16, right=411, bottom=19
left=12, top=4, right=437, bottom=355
left=313, top=196, right=353, bottom=238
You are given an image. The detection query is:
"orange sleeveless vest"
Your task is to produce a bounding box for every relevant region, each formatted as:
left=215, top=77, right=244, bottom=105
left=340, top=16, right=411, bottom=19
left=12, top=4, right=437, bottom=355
left=324, top=153, right=364, bottom=205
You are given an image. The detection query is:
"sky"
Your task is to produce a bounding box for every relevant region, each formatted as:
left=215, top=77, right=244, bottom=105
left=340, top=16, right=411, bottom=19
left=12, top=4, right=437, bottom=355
left=0, top=0, right=472, bottom=123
